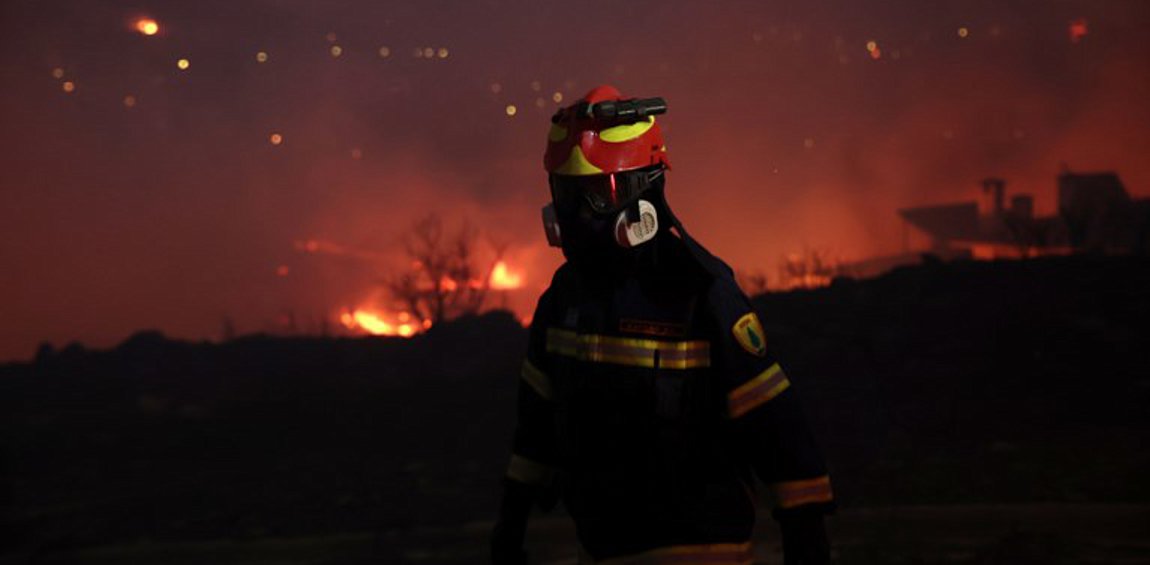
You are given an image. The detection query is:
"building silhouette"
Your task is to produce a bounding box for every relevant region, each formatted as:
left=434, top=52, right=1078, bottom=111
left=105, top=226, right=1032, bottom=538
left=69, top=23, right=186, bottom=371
left=898, top=169, right=1150, bottom=260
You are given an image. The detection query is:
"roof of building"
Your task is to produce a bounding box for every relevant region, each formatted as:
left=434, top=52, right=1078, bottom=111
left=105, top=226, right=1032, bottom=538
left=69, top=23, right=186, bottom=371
left=898, top=202, right=981, bottom=241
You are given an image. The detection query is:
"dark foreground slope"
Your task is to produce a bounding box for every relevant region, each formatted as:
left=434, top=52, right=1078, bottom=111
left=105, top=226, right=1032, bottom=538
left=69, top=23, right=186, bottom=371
left=1, top=255, right=1148, bottom=563
left=756, top=254, right=1150, bottom=507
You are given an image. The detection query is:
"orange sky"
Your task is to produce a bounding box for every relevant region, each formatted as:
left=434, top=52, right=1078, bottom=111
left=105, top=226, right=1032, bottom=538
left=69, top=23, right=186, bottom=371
left=2, top=0, right=1148, bottom=362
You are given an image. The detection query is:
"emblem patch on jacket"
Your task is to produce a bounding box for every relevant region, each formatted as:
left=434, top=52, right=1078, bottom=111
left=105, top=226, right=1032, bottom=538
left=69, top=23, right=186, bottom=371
left=732, top=312, right=767, bottom=357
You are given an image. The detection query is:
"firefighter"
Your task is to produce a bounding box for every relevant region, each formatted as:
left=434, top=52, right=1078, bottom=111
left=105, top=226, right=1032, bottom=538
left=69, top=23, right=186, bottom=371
left=491, top=85, right=834, bottom=564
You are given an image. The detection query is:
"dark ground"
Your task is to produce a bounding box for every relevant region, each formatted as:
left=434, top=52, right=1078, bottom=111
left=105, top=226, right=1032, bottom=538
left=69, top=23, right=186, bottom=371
left=2, top=254, right=1149, bottom=564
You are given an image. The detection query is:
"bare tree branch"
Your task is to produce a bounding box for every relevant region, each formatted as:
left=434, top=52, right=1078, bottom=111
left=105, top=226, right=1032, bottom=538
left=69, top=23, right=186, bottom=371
left=386, top=214, right=508, bottom=325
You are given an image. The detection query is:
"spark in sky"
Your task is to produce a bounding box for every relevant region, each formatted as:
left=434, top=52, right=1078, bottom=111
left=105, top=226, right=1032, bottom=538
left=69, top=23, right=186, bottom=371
left=6, top=1, right=1148, bottom=363
left=1069, top=19, right=1088, bottom=44
left=135, top=18, right=159, bottom=36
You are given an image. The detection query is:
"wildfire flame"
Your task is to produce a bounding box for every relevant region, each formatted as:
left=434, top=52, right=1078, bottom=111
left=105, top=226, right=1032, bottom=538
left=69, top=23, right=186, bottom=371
left=340, top=308, right=431, bottom=338
left=775, top=250, right=848, bottom=291
left=303, top=238, right=528, bottom=336
left=489, top=260, right=524, bottom=290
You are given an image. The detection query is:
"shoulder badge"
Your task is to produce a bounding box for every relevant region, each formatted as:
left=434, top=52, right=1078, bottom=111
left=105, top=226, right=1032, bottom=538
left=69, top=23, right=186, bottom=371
left=732, top=312, right=767, bottom=357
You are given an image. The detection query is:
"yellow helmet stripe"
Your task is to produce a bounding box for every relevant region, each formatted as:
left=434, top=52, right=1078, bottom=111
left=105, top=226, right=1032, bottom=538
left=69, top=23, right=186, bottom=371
left=547, top=124, right=568, bottom=142
left=599, top=116, right=655, bottom=143
left=554, top=146, right=604, bottom=176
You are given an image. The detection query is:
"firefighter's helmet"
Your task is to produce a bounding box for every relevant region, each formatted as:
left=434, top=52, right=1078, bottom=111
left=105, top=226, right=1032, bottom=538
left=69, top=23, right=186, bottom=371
left=543, top=85, right=670, bottom=176
left=542, top=85, right=671, bottom=253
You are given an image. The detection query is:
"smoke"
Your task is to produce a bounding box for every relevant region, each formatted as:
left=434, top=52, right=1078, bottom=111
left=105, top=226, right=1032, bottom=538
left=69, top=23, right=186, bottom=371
left=1, top=0, right=1148, bottom=361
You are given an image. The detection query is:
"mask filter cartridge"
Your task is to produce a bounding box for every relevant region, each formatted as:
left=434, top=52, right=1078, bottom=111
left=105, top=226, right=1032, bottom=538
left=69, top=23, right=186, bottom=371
left=541, top=203, right=562, bottom=247
left=614, top=199, right=658, bottom=248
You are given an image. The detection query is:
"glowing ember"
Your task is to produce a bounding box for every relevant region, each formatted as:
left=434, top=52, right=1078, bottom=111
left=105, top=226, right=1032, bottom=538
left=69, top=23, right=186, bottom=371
left=1069, top=19, right=1088, bottom=44
left=340, top=308, right=429, bottom=338
left=489, top=261, right=524, bottom=290
left=135, top=18, right=159, bottom=36
left=866, top=40, right=882, bottom=60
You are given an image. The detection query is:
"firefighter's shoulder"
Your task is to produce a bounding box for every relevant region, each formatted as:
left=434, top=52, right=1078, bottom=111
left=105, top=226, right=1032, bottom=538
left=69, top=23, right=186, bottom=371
left=701, top=269, right=768, bottom=358
left=698, top=269, right=791, bottom=419
left=529, top=262, right=577, bottom=329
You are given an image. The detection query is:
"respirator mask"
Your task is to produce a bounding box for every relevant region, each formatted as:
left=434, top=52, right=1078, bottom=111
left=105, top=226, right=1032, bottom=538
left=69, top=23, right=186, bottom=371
left=542, top=167, right=663, bottom=262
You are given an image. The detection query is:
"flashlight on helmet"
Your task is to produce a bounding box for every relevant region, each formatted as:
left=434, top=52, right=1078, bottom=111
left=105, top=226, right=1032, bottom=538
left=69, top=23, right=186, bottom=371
left=552, top=97, right=668, bottom=124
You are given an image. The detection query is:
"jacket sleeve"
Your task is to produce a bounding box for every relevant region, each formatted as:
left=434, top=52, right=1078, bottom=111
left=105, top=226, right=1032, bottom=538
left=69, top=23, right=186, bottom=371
left=504, top=289, right=559, bottom=488
left=706, top=278, right=835, bottom=515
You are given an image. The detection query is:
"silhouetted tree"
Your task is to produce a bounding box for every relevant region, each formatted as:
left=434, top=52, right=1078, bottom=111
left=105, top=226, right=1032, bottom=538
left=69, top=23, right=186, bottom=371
left=777, top=247, right=853, bottom=290
left=386, top=214, right=506, bottom=324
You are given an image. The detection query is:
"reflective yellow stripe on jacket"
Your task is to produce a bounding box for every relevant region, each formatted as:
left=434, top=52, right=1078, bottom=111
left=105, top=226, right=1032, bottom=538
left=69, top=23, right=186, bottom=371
left=771, top=475, right=834, bottom=509
left=584, top=541, right=754, bottom=564
left=727, top=363, right=790, bottom=418
left=506, top=454, right=554, bottom=486
left=520, top=359, right=552, bottom=400
left=546, top=328, right=710, bottom=370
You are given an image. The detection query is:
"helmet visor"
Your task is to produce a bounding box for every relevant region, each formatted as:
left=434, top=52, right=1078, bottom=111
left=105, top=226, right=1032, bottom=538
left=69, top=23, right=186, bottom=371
left=550, top=168, right=662, bottom=215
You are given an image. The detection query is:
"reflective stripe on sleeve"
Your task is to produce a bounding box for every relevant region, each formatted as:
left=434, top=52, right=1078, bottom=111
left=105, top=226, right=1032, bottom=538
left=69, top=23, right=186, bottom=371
left=771, top=475, right=834, bottom=509
left=520, top=359, right=552, bottom=400
left=590, top=541, right=754, bottom=564
left=727, top=363, right=790, bottom=418
left=545, top=328, right=710, bottom=370
left=506, top=454, right=554, bottom=486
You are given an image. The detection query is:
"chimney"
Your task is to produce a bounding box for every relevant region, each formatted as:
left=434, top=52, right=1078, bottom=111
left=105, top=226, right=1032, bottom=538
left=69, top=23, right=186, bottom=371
left=981, top=178, right=1006, bottom=216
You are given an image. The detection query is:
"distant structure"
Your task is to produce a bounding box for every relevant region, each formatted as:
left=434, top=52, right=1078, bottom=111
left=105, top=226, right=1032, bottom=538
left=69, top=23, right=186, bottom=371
left=898, top=169, right=1150, bottom=260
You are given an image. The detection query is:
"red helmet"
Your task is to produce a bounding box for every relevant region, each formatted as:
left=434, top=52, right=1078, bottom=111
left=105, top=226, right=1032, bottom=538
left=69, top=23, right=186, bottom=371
left=543, top=85, right=670, bottom=176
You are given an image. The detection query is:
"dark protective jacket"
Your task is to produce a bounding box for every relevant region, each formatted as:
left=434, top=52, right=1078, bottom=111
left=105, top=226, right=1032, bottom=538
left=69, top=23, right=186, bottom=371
left=505, top=233, right=834, bottom=563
